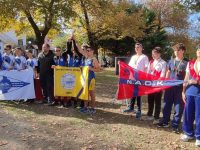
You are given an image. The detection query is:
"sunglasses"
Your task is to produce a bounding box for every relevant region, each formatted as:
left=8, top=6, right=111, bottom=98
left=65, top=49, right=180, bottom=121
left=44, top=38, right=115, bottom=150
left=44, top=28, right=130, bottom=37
left=55, top=50, right=61, bottom=52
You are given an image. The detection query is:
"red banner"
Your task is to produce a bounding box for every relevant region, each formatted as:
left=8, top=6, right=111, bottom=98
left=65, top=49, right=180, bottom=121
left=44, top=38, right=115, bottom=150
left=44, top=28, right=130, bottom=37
left=117, top=61, right=183, bottom=100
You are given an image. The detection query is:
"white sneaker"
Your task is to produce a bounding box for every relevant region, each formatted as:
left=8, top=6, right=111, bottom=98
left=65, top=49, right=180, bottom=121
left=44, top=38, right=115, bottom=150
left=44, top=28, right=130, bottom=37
left=195, top=140, right=200, bottom=147
left=180, top=134, right=194, bottom=142
left=153, top=119, right=160, bottom=125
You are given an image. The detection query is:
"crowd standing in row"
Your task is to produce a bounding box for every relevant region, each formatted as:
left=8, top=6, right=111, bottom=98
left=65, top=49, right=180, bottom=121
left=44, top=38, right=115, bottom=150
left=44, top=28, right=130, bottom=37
left=123, top=42, right=200, bottom=147
left=1, top=35, right=101, bottom=114
left=1, top=40, right=200, bottom=147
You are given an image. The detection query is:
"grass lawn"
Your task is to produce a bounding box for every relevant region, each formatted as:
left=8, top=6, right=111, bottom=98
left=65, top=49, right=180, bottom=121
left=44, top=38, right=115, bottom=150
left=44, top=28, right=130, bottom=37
left=0, top=69, right=197, bottom=150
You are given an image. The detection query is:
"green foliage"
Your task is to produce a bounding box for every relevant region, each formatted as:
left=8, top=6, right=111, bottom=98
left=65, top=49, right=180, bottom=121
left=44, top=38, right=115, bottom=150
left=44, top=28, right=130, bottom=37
left=96, top=4, right=168, bottom=58
left=0, top=0, right=194, bottom=58
left=98, top=36, right=135, bottom=56
left=52, top=35, right=68, bottom=51
left=141, top=30, right=168, bottom=57
left=140, top=8, right=168, bottom=58
left=0, top=0, right=75, bottom=50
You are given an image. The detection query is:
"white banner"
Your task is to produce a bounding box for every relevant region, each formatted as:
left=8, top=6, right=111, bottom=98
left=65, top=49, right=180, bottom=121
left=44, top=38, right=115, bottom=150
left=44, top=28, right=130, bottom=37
left=0, top=69, right=35, bottom=100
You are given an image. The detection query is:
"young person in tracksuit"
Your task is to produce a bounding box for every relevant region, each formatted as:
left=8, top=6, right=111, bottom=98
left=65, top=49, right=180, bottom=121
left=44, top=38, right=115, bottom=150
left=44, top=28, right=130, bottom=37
left=37, top=43, right=55, bottom=105
left=26, top=49, right=38, bottom=77
left=2, top=44, right=15, bottom=70
left=62, top=37, right=83, bottom=107
left=123, top=43, right=149, bottom=119
left=181, top=47, right=200, bottom=147
left=76, top=44, right=100, bottom=114
left=13, top=47, right=26, bottom=71
left=158, top=43, right=188, bottom=133
left=53, top=46, right=66, bottom=67
left=26, top=49, right=38, bottom=103
left=144, top=47, right=167, bottom=124
left=67, top=37, right=83, bottom=108
left=52, top=46, right=66, bottom=105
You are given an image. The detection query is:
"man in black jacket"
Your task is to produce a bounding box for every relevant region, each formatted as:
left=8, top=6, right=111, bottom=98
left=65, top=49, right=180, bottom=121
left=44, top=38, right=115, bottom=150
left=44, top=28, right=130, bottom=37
left=37, top=43, right=55, bottom=105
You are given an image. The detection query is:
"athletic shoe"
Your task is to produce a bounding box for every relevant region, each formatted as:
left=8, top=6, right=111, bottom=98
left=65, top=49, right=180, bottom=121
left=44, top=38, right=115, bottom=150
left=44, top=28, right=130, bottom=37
left=136, top=111, right=141, bottom=119
left=153, top=119, right=160, bottom=125
left=157, top=122, right=169, bottom=128
left=195, top=140, right=200, bottom=147
left=180, top=134, right=194, bottom=142
left=89, top=108, right=96, bottom=114
left=80, top=107, right=88, bottom=113
left=48, top=101, right=56, bottom=106
left=122, top=107, right=133, bottom=113
left=172, top=127, right=180, bottom=134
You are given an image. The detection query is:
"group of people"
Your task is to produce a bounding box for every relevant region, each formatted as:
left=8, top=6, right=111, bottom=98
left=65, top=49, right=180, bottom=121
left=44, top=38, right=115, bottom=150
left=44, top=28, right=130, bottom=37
left=2, top=39, right=200, bottom=146
left=123, top=42, right=200, bottom=147
left=1, top=35, right=101, bottom=114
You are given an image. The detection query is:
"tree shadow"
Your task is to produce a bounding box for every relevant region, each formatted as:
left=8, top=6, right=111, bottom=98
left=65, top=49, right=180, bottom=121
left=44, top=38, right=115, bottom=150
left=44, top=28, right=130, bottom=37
left=0, top=101, right=176, bottom=134
left=96, top=101, right=121, bottom=109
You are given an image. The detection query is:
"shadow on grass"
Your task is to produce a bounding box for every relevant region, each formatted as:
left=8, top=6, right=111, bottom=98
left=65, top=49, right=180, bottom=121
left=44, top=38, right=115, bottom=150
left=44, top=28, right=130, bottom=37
left=0, top=100, right=174, bottom=134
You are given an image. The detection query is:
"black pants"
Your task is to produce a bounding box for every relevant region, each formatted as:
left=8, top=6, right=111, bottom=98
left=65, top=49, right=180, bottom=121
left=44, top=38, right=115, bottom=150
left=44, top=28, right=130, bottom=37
left=147, top=91, right=162, bottom=119
left=129, top=96, right=141, bottom=112
left=40, top=74, right=54, bottom=102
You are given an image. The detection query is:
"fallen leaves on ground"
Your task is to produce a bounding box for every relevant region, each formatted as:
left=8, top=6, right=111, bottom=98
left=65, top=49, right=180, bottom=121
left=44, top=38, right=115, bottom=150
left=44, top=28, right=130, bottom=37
left=0, top=123, right=8, bottom=128
left=0, top=140, right=8, bottom=146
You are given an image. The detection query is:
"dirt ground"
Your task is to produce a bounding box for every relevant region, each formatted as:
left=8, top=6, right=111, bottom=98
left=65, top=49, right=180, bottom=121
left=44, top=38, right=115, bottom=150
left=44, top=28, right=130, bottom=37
left=0, top=69, right=199, bottom=150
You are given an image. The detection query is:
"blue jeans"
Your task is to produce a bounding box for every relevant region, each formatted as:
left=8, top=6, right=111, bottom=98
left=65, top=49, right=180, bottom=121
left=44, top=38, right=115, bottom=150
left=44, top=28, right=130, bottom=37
left=161, top=86, right=184, bottom=128
left=182, top=95, right=200, bottom=139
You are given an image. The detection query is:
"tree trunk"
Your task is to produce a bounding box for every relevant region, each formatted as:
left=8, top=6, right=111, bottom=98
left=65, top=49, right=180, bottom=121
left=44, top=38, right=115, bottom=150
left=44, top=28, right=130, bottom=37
left=24, top=3, right=53, bottom=53
left=157, top=9, right=162, bottom=30
left=36, top=34, right=45, bottom=52
left=80, top=0, right=98, bottom=57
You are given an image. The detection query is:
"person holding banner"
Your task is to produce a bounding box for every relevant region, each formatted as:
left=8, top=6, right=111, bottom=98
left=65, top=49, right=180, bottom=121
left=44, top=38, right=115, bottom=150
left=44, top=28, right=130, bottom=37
left=26, top=49, right=38, bottom=103
left=158, top=43, right=188, bottom=133
left=79, top=44, right=89, bottom=108
left=37, top=43, right=55, bottom=105
left=26, top=49, right=38, bottom=77
left=2, top=44, right=15, bottom=70
left=77, top=45, right=100, bottom=114
left=62, top=36, right=83, bottom=107
left=52, top=46, right=66, bottom=106
left=123, top=43, right=149, bottom=119
left=69, top=37, right=85, bottom=108
left=181, top=47, right=200, bottom=147
left=144, top=47, right=166, bottom=124
left=13, top=47, right=26, bottom=71
left=53, top=46, right=66, bottom=67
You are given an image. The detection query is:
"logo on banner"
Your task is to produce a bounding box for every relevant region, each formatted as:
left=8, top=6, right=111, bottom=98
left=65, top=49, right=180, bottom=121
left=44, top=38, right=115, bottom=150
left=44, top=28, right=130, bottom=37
left=0, top=76, right=30, bottom=94
left=61, top=74, right=75, bottom=89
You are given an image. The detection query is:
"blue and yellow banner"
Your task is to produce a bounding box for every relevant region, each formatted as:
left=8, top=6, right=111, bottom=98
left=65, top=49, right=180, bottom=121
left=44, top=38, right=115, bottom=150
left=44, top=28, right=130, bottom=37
left=54, top=66, right=89, bottom=100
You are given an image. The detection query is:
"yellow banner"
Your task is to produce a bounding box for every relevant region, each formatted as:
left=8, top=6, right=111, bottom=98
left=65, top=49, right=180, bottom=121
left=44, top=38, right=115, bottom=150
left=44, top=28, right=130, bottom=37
left=54, top=66, right=89, bottom=100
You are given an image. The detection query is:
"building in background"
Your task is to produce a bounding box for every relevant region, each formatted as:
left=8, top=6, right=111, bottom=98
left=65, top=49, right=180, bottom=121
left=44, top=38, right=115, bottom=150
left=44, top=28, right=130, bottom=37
left=0, top=30, right=26, bottom=53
